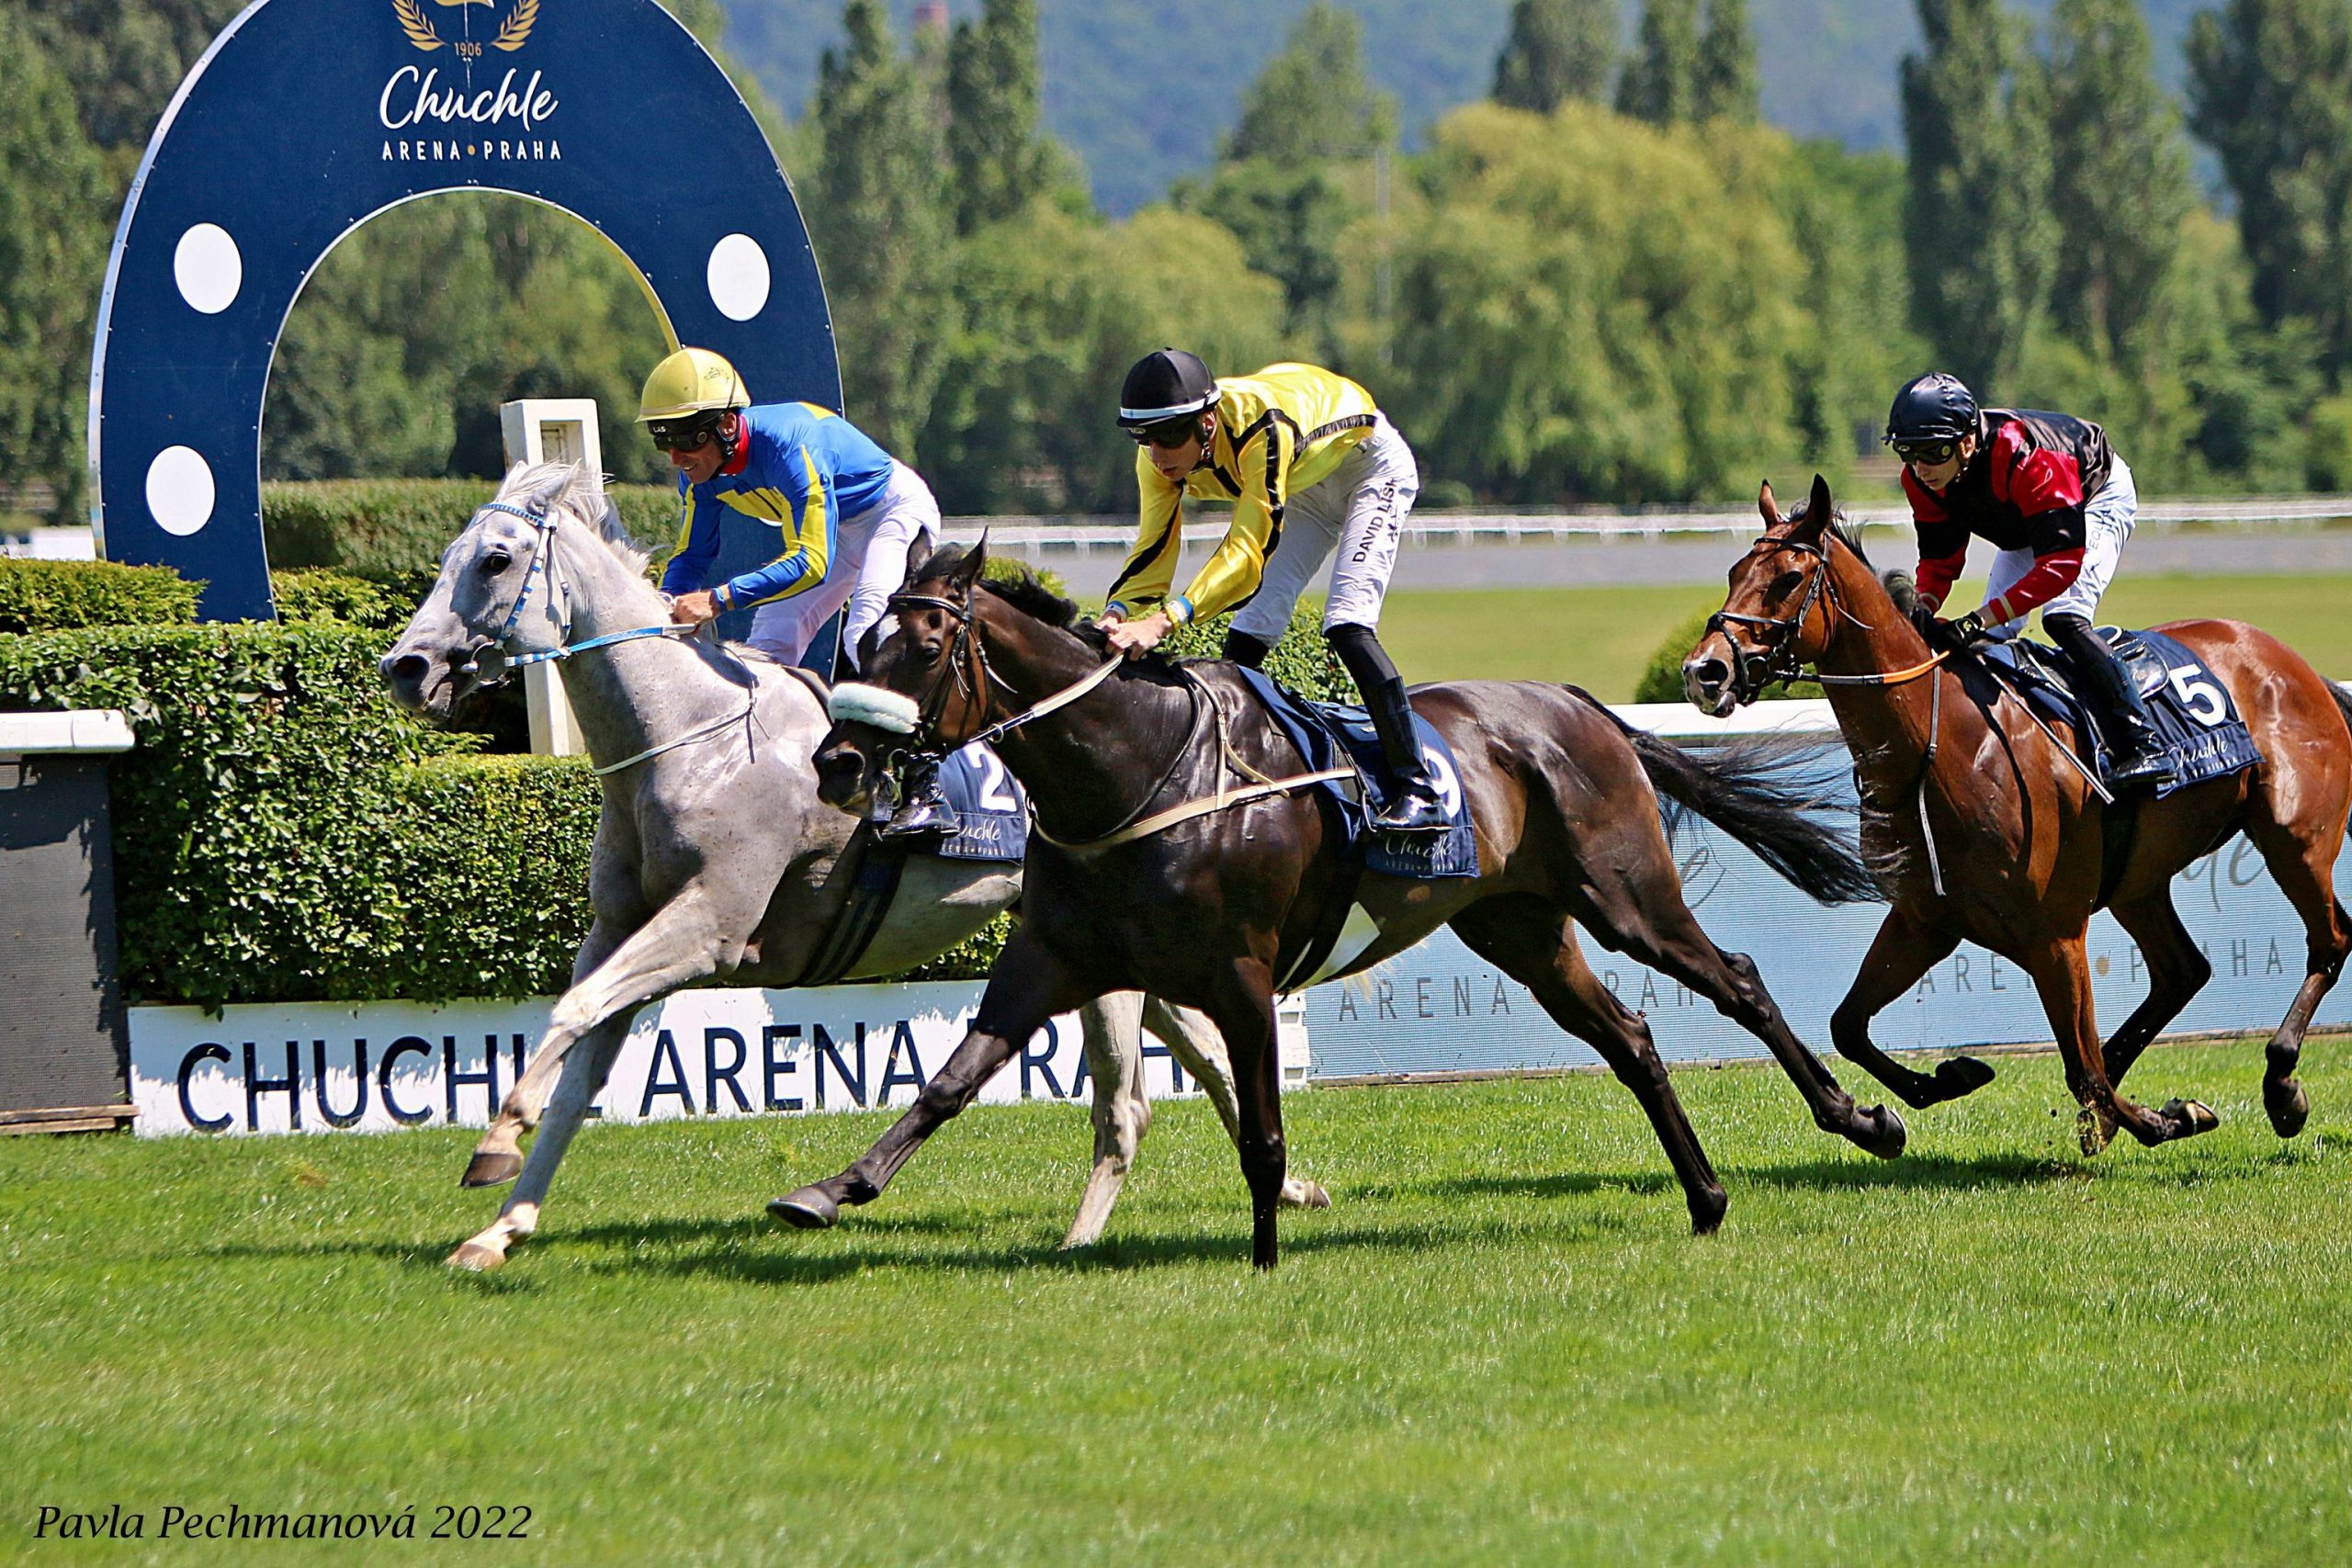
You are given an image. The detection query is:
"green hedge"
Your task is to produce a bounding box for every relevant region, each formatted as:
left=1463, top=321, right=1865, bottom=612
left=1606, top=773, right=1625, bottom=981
left=0, top=597, right=1363, bottom=1005
left=262, top=478, right=681, bottom=590
left=0, top=558, right=199, bottom=632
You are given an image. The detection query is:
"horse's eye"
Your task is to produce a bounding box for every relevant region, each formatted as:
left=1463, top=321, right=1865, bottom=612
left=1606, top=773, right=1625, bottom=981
left=481, top=551, right=512, bottom=577
left=1768, top=570, right=1803, bottom=601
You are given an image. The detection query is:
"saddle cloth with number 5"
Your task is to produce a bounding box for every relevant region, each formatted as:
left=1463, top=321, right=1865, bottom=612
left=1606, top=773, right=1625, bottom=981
left=1982, top=626, right=2261, bottom=799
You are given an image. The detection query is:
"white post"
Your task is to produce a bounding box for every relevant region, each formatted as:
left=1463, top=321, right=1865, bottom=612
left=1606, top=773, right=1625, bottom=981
left=497, top=399, right=605, bottom=758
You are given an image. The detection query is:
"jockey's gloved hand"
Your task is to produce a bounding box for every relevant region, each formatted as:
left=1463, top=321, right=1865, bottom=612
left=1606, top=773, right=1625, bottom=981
left=1905, top=600, right=1942, bottom=641
left=1925, top=609, right=1990, bottom=654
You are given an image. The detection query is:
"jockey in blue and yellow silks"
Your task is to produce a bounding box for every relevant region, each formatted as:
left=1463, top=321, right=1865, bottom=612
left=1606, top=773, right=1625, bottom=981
left=639, top=347, right=941, bottom=677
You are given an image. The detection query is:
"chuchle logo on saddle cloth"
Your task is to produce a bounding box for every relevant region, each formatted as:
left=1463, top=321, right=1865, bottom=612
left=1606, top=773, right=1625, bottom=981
left=1231, top=669, right=1479, bottom=878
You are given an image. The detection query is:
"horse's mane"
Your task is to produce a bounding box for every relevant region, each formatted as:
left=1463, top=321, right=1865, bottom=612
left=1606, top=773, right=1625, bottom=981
left=492, top=460, right=650, bottom=577
left=922, top=545, right=1095, bottom=637
left=1785, top=498, right=1914, bottom=609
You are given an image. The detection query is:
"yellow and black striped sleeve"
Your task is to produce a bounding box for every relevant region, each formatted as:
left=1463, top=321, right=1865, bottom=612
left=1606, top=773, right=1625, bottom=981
left=1104, top=449, right=1186, bottom=620
left=1175, top=412, right=1295, bottom=624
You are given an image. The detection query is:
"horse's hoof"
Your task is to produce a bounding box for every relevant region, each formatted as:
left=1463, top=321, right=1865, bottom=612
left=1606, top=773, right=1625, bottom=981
left=2162, top=1099, right=2222, bottom=1139
left=2267, top=1079, right=2311, bottom=1139
left=1297, top=1180, right=1332, bottom=1210
left=460, top=1151, right=523, bottom=1189
left=1855, top=1104, right=1907, bottom=1159
left=1935, top=1055, right=1997, bottom=1098
left=2077, top=1103, right=2117, bottom=1156
left=447, top=1241, right=505, bottom=1272
left=766, top=1188, right=840, bottom=1229
left=1689, top=1187, right=1728, bottom=1235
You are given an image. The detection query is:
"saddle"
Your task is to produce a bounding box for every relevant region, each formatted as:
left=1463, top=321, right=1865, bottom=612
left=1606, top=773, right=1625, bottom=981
left=1976, top=627, right=2260, bottom=801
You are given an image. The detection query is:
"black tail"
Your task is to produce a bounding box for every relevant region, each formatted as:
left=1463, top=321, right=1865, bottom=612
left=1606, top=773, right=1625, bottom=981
left=1555, top=676, right=1880, bottom=905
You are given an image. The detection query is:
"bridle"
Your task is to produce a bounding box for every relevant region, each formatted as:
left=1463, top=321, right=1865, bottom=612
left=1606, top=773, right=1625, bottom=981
left=458, top=499, right=687, bottom=689
left=452, top=496, right=751, bottom=778
left=1705, top=528, right=1949, bottom=702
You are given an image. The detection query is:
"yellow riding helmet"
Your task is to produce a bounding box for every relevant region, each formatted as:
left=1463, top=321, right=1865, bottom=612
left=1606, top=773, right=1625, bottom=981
left=637, top=347, right=751, bottom=423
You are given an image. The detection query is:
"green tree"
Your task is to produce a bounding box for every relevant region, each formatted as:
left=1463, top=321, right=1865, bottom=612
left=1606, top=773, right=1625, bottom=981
left=1223, top=2, right=1396, bottom=164
left=1617, top=0, right=1701, bottom=126
left=1493, top=0, right=1617, bottom=114
left=918, top=206, right=1285, bottom=513
left=1376, top=102, right=1809, bottom=504
left=1900, top=0, right=2056, bottom=394
left=0, top=13, right=112, bottom=524
left=944, top=0, right=1067, bottom=234
left=1697, top=0, right=1760, bottom=123
left=808, top=0, right=957, bottom=460
left=2187, top=0, right=2352, bottom=380
left=2044, top=0, right=2194, bottom=366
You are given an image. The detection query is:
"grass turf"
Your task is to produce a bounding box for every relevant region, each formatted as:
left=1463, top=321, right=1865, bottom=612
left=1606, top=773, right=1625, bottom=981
left=1376, top=571, right=2352, bottom=700
left=6, top=1036, right=2350, bottom=1564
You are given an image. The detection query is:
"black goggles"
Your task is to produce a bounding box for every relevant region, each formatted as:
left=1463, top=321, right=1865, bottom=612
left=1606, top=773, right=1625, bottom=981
left=1889, top=436, right=1961, bottom=466
left=648, top=415, right=722, bottom=452
left=1129, top=416, right=1203, bottom=449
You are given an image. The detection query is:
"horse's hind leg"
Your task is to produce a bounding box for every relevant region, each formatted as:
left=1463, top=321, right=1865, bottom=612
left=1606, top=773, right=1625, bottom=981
left=1452, top=897, right=1725, bottom=1234
left=449, top=1014, right=632, bottom=1271
left=1142, top=995, right=1331, bottom=1213
left=2241, top=803, right=2352, bottom=1138
left=1062, top=993, right=1150, bottom=1249
left=1574, top=872, right=1907, bottom=1159
left=2101, top=891, right=2213, bottom=1088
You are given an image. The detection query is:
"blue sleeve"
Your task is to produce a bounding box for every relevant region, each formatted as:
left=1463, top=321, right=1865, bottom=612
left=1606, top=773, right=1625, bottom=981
left=659, top=477, right=723, bottom=596
left=719, top=442, right=837, bottom=606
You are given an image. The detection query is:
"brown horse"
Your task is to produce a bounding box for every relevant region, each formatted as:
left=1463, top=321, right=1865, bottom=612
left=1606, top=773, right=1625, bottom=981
left=1682, top=475, right=2352, bottom=1153
left=773, top=542, right=1902, bottom=1269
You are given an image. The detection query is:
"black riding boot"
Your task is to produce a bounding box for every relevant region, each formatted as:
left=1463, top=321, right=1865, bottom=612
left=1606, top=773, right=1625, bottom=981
left=1222, top=627, right=1274, bottom=670
left=878, top=752, right=961, bottom=840
left=1327, top=624, right=1449, bottom=834
left=2047, top=613, right=2175, bottom=792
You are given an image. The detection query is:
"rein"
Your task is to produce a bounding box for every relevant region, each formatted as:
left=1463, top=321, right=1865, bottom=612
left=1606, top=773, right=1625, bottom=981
left=875, top=586, right=1351, bottom=851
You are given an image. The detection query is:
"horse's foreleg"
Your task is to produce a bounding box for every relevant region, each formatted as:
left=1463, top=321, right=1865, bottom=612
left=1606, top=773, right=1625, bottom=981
left=1196, top=957, right=1286, bottom=1270
left=1828, top=911, right=1988, bottom=1110
left=465, top=923, right=625, bottom=1187
left=2022, top=938, right=2215, bottom=1154
left=1062, top=992, right=1150, bottom=1249
left=1143, top=994, right=1329, bottom=1211
left=448, top=1016, right=631, bottom=1271
left=771, top=927, right=1090, bottom=1231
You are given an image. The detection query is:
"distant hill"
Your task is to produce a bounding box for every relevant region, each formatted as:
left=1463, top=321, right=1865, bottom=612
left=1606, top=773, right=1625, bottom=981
left=715, top=1, right=2212, bottom=215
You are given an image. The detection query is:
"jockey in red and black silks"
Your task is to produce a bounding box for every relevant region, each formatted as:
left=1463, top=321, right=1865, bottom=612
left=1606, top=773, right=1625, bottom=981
left=1886, top=371, right=2174, bottom=791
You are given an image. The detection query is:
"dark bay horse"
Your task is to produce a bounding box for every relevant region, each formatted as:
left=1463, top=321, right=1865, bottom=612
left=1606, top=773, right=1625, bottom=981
left=1682, top=475, right=2352, bottom=1153
left=776, top=542, right=1902, bottom=1268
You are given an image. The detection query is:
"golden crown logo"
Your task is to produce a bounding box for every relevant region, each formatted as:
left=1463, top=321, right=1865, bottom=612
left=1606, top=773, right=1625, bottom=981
left=393, top=0, right=538, bottom=53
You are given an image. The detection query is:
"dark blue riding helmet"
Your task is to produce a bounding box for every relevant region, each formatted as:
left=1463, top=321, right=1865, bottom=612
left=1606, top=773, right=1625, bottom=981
left=1884, top=371, right=1981, bottom=446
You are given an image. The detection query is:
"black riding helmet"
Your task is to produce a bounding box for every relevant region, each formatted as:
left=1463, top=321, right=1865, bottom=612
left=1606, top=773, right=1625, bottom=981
left=1117, top=348, right=1218, bottom=431
left=1884, top=371, right=1981, bottom=448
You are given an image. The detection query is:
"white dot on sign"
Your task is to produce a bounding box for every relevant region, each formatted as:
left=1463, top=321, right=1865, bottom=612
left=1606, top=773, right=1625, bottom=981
left=174, top=223, right=242, bottom=314
left=707, top=233, right=771, bottom=321
left=146, top=447, right=216, bottom=536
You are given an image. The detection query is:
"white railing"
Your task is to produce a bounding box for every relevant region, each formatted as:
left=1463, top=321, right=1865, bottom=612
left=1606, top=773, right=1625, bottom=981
left=944, top=494, right=2352, bottom=552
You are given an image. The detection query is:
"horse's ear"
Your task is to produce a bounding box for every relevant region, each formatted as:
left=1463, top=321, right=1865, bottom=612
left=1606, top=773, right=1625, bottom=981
left=901, top=533, right=934, bottom=585
left=1805, top=473, right=1836, bottom=535
left=957, top=530, right=990, bottom=589
left=1758, top=479, right=1783, bottom=529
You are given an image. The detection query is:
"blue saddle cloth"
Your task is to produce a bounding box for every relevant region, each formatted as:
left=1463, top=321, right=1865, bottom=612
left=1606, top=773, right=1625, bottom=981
left=1232, top=667, right=1479, bottom=878
left=929, top=742, right=1029, bottom=863
left=1976, top=627, right=2260, bottom=798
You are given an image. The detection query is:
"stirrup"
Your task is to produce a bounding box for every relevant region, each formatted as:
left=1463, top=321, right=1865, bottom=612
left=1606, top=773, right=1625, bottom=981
left=2102, top=745, right=2175, bottom=793
left=1372, top=785, right=1451, bottom=835
left=878, top=791, right=960, bottom=841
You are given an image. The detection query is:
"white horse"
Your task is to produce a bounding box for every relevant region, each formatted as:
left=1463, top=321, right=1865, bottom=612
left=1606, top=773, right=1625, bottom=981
left=379, top=462, right=1326, bottom=1270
